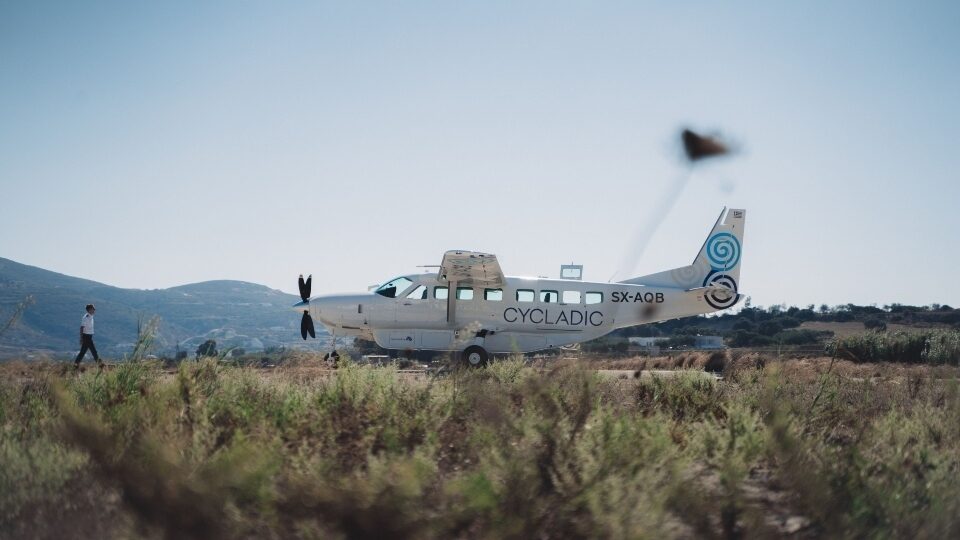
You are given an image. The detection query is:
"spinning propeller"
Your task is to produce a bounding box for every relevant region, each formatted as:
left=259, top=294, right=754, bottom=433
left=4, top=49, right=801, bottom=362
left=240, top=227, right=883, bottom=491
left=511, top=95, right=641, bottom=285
left=298, top=274, right=315, bottom=340
left=298, top=274, right=312, bottom=302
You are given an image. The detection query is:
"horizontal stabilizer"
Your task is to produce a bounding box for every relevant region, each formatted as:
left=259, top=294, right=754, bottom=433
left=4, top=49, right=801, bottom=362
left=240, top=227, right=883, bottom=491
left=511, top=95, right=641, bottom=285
left=686, top=285, right=736, bottom=297
left=683, top=283, right=742, bottom=310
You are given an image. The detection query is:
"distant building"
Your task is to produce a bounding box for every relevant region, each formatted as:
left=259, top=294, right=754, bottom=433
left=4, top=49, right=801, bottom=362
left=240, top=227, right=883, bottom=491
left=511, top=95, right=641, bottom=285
left=628, top=335, right=725, bottom=352
left=628, top=337, right=663, bottom=347
left=628, top=337, right=663, bottom=355
left=694, top=335, right=725, bottom=349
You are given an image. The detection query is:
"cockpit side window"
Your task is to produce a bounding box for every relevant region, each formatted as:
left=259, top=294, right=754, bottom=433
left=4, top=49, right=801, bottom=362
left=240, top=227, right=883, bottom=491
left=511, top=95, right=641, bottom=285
left=375, top=277, right=413, bottom=298
left=434, top=286, right=449, bottom=300
left=406, top=285, right=428, bottom=299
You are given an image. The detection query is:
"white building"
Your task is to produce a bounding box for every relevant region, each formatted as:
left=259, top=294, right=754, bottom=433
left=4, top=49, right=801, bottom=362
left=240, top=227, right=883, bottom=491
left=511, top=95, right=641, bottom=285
left=694, top=335, right=725, bottom=349
left=628, top=335, right=725, bottom=350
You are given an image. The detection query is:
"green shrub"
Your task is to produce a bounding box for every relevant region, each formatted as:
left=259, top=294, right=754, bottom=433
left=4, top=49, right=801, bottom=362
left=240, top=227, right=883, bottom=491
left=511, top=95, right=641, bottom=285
left=863, top=317, right=887, bottom=331
left=774, top=329, right=831, bottom=345
left=828, top=330, right=960, bottom=364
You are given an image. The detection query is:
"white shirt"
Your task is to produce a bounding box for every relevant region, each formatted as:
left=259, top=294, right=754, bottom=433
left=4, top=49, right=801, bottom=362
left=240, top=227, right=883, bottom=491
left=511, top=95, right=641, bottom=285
left=81, top=313, right=95, bottom=335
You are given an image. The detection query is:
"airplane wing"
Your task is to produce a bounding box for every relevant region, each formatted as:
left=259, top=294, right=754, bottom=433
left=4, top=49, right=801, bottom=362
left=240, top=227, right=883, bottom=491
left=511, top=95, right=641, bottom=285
left=438, top=250, right=505, bottom=287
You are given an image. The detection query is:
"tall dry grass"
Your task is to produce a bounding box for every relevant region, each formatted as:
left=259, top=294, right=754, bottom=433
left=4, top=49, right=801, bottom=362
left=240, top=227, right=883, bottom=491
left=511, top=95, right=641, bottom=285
left=1, top=354, right=959, bottom=539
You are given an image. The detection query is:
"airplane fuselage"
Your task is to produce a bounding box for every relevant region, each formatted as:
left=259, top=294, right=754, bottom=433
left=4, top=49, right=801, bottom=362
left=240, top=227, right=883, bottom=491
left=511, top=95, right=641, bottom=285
left=300, top=274, right=725, bottom=354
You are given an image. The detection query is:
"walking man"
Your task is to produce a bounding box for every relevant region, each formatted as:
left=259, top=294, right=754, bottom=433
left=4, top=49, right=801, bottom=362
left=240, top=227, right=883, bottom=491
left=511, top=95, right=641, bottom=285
left=75, top=304, right=102, bottom=368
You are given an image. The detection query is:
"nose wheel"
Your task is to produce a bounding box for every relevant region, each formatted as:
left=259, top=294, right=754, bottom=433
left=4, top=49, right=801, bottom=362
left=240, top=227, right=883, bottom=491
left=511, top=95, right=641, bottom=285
left=461, top=345, right=488, bottom=368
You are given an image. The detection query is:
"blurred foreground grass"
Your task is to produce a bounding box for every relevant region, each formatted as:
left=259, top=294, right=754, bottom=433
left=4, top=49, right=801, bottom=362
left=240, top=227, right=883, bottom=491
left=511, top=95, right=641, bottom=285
left=2, top=355, right=959, bottom=539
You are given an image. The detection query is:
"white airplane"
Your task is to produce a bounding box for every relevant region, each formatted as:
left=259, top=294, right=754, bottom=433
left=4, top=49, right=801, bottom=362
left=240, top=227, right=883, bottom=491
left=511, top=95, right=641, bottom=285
left=294, top=208, right=745, bottom=366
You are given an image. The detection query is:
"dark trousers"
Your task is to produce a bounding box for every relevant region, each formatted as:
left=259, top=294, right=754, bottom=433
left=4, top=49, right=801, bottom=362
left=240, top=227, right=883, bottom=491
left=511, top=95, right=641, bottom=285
left=75, top=334, right=100, bottom=363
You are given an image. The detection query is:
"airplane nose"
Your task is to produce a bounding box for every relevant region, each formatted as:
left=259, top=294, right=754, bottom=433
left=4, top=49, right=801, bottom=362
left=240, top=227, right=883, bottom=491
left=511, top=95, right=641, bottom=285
left=293, top=296, right=336, bottom=314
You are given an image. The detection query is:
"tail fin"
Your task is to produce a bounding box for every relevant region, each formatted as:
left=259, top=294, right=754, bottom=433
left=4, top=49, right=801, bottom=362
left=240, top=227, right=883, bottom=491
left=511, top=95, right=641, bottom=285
left=621, top=208, right=745, bottom=306
left=691, top=208, right=745, bottom=284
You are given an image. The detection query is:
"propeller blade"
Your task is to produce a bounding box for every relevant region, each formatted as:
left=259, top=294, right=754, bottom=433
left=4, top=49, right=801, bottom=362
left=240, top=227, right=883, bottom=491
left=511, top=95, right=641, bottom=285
left=298, top=274, right=310, bottom=303
left=300, top=310, right=316, bottom=340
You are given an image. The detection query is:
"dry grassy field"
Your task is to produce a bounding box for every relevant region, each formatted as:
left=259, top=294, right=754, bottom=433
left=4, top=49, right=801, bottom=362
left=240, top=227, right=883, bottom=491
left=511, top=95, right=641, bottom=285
left=2, top=352, right=959, bottom=539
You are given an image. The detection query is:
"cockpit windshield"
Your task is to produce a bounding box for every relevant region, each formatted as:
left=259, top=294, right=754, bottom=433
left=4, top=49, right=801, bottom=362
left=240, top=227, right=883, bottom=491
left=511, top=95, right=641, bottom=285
left=374, top=277, right=413, bottom=298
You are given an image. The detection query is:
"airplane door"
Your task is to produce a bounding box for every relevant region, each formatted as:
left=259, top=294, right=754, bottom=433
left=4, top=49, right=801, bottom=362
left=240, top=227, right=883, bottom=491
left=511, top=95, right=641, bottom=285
left=397, top=284, right=444, bottom=327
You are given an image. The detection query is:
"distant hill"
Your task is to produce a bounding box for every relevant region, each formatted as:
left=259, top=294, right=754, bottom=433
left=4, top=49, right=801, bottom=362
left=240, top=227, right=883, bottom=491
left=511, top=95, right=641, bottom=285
left=0, top=257, right=320, bottom=358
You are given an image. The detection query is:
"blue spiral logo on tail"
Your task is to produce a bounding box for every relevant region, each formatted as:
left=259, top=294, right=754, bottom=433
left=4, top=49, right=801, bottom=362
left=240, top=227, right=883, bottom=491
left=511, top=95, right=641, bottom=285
left=705, top=232, right=741, bottom=271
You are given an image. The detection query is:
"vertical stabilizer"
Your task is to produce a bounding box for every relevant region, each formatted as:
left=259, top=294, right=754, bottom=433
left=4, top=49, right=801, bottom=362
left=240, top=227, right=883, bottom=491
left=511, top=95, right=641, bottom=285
left=620, top=208, right=746, bottom=309
left=692, top=208, right=745, bottom=284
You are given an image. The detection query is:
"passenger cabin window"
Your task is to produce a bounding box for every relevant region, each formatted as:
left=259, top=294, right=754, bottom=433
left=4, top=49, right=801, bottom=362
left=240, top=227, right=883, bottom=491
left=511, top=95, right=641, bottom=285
left=485, top=289, right=503, bottom=301
left=585, top=292, right=603, bottom=305
left=456, top=287, right=474, bottom=300
left=562, top=291, right=582, bottom=304
left=517, top=289, right=535, bottom=302
left=434, top=286, right=449, bottom=300
left=406, top=285, right=428, bottom=299
left=375, top=277, right=413, bottom=298
left=540, top=290, right=558, bottom=303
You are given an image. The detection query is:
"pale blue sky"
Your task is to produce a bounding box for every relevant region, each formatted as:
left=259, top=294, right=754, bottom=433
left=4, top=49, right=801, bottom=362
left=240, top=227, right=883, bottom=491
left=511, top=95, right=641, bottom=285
left=2, top=1, right=958, bottom=307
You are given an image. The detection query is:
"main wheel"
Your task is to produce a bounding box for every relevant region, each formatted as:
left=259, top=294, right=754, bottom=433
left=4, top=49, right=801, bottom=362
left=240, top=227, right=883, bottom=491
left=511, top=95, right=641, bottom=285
left=461, top=345, right=489, bottom=368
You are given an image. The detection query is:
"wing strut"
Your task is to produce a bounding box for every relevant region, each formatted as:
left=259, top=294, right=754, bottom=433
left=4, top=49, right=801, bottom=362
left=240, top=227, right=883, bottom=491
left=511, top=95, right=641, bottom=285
left=446, top=280, right=457, bottom=325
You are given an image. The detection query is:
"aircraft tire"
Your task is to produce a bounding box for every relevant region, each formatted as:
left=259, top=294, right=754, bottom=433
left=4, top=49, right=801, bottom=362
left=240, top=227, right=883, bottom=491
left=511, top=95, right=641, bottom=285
left=461, top=346, right=488, bottom=368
